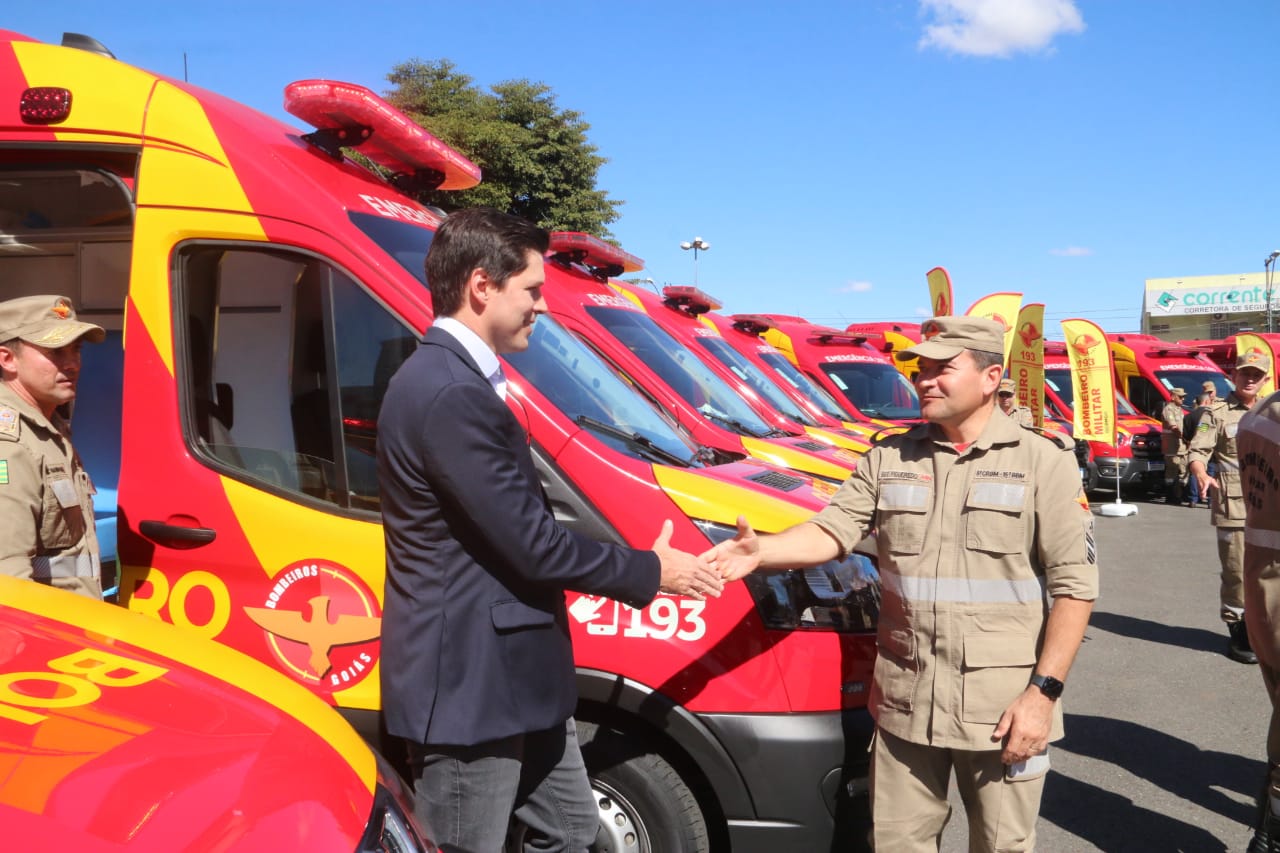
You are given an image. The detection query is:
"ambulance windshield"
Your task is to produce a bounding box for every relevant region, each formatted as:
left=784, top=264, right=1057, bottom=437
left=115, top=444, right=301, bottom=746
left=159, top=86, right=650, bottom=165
left=504, top=317, right=699, bottom=466
left=1045, top=369, right=1140, bottom=415
left=349, top=211, right=434, bottom=286
left=695, top=337, right=818, bottom=426
left=585, top=307, right=775, bottom=438
left=756, top=351, right=851, bottom=422
left=819, top=362, right=920, bottom=419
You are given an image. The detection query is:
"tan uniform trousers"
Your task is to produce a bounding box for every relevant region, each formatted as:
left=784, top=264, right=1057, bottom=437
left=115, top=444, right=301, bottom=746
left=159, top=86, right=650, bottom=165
left=1219, top=526, right=1245, bottom=622
left=872, top=728, right=1046, bottom=853
left=1164, top=452, right=1187, bottom=488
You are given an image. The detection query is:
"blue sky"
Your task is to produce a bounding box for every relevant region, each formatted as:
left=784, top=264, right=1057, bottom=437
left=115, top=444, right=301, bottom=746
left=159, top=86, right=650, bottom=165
left=9, top=1, right=1278, bottom=332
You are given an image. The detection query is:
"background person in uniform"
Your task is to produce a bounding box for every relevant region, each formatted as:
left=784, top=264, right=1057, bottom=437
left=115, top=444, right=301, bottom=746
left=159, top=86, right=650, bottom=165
left=997, top=377, right=1034, bottom=426
left=1161, top=387, right=1188, bottom=504
left=1239, top=388, right=1280, bottom=852
left=1183, top=391, right=1215, bottom=507
left=1203, top=379, right=1218, bottom=404
left=0, top=295, right=104, bottom=600
left=377, top=208, right=722, bottom=853
left=1189, top=348, right=1272, bottom=665
left=702, top=316, right=1097, bottom=853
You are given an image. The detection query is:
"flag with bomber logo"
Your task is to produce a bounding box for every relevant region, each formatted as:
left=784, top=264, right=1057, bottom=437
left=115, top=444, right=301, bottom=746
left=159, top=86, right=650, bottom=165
left=1061, top=318, right=1117, bottom=444
left=965, top=292, right=1023, bottom=367
left=1009, top=303, right=1046, bottom=427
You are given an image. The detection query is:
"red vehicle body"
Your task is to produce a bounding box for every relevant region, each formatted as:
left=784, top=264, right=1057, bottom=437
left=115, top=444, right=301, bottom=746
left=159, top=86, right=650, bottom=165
left=845, top=321, right=923, bottom=380
left=614, top=283, right=874, bottom=454
left=1107, top=333, right=1232, bottom=418
left=540, top=239, right=864, bottom=484
left=1042, top=341, right=1163, bottom=493
left=0, top=30, right=879, bottom=851
left=1178, top=333, right=1280, bottom=377
left=752, top=315, right=922, bottom=427
left=0, top=576, right=431, bottom=852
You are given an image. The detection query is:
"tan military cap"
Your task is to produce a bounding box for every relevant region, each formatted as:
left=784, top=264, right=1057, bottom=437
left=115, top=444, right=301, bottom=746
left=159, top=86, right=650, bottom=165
left=1202, top=380, right=1216, bottom=393
left=900, top=316, right=1004, bottom=361
left=1170, top=387, right=1186, bottom=398
left=1236, top=346, right=1272, bottom=373
left=998, top=378, right=1016, bottom=394
left=0, top=295, right=104, bottom=348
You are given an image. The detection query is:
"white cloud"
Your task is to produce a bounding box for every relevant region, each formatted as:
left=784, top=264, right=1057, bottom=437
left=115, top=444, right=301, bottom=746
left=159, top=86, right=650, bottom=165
left=836, top=280, right=874, bottom=293
left=1050, top=246, right=1094, bottom=257
left=918, top=0, right=1085, bottom=58
left=913, top=306, right=933, bottom=317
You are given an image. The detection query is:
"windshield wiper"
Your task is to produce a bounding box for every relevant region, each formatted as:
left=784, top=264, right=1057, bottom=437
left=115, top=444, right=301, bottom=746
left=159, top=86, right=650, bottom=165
left=574, top=416, right=692, bottom=467
left=697, top=407, right=770, bottom=438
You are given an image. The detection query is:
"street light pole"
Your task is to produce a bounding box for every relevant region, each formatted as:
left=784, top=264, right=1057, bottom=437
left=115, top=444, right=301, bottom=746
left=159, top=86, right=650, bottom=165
left=1267, top=250, right=1280, bottom=334
left=680, top=236, right=710, bottom=286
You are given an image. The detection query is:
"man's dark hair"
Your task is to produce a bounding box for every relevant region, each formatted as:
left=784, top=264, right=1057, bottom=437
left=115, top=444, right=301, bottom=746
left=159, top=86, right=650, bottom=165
left=969, top=349, right=1004, bottom=371
left=425, top=208, right=550, bottom=317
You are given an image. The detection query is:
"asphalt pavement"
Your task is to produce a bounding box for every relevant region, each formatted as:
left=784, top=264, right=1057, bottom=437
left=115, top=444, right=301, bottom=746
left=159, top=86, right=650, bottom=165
left=937, top=491, right=1271, bottom=853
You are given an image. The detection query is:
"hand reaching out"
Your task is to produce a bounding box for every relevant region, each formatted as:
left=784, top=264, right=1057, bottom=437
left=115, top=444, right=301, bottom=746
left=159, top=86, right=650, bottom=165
left=653, top=519, right=724, bottom=600
left=700, top=515, right=762, bottom=582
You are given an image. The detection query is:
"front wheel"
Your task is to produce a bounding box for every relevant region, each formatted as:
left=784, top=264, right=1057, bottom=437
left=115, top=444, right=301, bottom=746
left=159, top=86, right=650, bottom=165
left=577, top=720, right=709, bottom=853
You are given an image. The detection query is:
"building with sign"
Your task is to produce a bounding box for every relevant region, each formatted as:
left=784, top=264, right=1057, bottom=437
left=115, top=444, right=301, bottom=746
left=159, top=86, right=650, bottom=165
left=1142, top=272, right=1278, bottom=340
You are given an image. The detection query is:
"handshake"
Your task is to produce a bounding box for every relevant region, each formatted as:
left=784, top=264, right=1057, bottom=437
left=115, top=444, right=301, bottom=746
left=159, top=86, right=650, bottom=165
left=652, top=516, right=762, bottom=600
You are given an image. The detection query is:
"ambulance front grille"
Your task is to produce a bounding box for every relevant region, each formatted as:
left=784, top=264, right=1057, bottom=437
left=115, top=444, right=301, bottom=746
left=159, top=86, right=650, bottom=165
left=747, top=470, right=806, bottom=492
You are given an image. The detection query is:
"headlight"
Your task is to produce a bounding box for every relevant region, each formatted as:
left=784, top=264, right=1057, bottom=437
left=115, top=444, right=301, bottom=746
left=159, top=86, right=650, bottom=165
left=694, top=520, right=880, bottom=633
left=357, top=752, right=436, bottom=853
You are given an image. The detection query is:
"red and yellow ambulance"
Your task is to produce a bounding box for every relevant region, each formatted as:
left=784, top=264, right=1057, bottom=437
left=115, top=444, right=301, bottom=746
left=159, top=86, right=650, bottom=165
left=844, top=321, right=922, bottom=380
left=1042, top=341, right=1163, bottom=493
left=1106, top=333, right=1231, bottom=418
left=751, top=315, right=921, bottom=427
left=0, top=575, right=432, bottom=851
left=0, top=29, right=879, bottom=850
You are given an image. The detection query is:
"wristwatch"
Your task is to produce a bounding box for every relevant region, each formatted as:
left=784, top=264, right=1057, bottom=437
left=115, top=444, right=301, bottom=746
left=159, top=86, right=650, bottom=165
left=1030, top=673, right=1064, bottom=700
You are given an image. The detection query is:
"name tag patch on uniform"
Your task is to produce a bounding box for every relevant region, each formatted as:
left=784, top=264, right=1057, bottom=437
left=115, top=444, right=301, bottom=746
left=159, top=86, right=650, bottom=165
left=50, top=478, right=78, bottom=509
left=879, top=482, right=930, bottom=509
left=1226, top=423, right=1239, bottom=439
left=970, top=481, right=1027, bottom=508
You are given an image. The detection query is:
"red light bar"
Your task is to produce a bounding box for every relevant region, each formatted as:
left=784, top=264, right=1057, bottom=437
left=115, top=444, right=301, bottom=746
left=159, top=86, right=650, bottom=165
left=662, top=286, right=722, bottom=314
left=547, top=232, right=644, bottom=278
left=20, top=87, right=71, bottom=124
left=730, top=314, right=775, bottom=334
left=284, top=79, right=481, bottom=190
left=810, top=331, right=869, bottom=347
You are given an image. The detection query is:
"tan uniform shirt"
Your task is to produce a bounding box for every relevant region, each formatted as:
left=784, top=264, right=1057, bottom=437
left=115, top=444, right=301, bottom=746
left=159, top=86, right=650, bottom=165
left=1001, top=405, right=1034, bottom=428
left=0, top=382, right=102, bottom=599
left=812, top=410, right=1098, bottom=751
left=1188, top=393, right=1254, bottom=528
left=1240, top=391, right=1280, bottom=665
left=1161, top=401, right=1185, bottom=457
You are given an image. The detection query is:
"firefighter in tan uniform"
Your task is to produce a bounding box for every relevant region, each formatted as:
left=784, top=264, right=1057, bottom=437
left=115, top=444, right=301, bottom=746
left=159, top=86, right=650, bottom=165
left=1161, top=387, right=1188, bottom=499
left=0, top=295, right=105, bottom=599
left=997, top=377, right=1034, bottom=426
left=1188, top=348, right=1271, bottom=665
left=1241, top=389, right=1280, bottom=852
left=704, top=317, right=1097, bottom=852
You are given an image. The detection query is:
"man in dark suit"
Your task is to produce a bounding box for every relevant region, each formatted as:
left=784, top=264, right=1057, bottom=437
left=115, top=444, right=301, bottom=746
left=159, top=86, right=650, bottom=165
left=378, top=208, right=722, bottom=852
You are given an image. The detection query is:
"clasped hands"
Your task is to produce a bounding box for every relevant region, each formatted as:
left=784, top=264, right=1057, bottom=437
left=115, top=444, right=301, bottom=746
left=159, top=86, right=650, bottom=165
left=655, top=515, right=761, bottom=601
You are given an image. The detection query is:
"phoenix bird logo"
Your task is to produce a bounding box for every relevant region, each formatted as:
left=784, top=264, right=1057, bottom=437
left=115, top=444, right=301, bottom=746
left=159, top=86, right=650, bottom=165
left=1242, top=346, right=1267, bottom=365
left=922, top=320, right=941, bottom=339
left=51, top=300, right=71, bottom=319
left=245, top=595, right=382, bottom=678
left=985, top=313, right=1010, bottom=331
left=1018, top=322, right=1041, bottom=348
left=934, top=292, right=950, bottom=315
left=1071, top=333, right=1101, bottom=357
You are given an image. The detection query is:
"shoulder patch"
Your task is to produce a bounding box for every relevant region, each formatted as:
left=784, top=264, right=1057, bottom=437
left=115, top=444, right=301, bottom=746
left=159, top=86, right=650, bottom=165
left=1026, top=425, right=1072, bottom=450
left=0, top=406, right=18, bottom=442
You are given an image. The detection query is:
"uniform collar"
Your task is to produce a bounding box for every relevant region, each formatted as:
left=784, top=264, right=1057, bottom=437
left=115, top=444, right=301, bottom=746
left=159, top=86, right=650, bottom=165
left=0, top=381, right=65, bottom=436
left=924, top=404, right=1022, bottom=453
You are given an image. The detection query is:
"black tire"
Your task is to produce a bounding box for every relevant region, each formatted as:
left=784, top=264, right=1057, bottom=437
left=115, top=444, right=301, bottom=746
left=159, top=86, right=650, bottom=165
left=576, top=720, right=710, bottom=853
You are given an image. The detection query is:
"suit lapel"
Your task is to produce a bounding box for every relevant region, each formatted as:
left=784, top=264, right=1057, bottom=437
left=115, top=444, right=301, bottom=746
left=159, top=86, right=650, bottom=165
left=423, top=324, right=488, bottom=385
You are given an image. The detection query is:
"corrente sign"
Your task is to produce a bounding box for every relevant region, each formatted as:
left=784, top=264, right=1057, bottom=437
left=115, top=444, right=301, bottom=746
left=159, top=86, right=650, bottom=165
left=1144, top=274, right=1278, bottom=317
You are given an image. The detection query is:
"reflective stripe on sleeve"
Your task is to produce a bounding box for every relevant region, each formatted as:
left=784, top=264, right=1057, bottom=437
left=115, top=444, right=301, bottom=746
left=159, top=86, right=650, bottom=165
left=970, top=482, right=1026, bottom=509
left=880, top=567, right=1046, bottom=604
left=32, top=552, right=95, bottom=579
left=1246, top=527, right=1280, bottom=552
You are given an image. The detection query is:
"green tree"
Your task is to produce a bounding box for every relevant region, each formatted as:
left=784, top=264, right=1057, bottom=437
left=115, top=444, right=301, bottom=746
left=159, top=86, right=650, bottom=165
left=382, top=59, right=621, bottom=236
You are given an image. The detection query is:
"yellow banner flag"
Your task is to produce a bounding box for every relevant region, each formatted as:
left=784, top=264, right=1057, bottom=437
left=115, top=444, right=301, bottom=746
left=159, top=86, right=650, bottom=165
left=1009, top=303, right=1045, bottom=427
left=965, top=292, right=1023, bottom=366
left=926, top=266, right=953, bottom=317
left=1235, top=333, right=1277, bottom=397
left=1061, top=318, right=1117, bottom=442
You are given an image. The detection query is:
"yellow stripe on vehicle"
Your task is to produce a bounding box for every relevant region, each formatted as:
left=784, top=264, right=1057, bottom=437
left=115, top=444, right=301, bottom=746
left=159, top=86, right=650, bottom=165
left=13, top=41, right=153, bottom=142
left=652, top=467, right=814, bottom=533
left=740, top=437, right=853, bottom=481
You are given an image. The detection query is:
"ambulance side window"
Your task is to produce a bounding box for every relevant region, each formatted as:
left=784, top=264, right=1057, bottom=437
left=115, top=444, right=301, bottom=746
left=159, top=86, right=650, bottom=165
left=1128, top=377, right=1162, bottom=418
left=180, top=245, right=415, bottom=514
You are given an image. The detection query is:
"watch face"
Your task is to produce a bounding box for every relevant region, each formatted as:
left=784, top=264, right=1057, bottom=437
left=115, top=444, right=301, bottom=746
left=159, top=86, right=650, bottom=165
left=1035, top=675, right=1064, bottom=699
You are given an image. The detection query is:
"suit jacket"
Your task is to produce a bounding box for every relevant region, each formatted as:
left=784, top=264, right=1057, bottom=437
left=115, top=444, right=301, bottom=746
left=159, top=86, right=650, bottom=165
left=378, top=325, right=660, bottom=746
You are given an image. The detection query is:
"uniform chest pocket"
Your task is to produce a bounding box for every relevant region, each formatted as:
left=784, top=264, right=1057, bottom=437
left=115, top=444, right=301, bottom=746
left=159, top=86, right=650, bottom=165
left=964, top=481, right=1027, bottom=555
left=876, top=482, right=931, bottom=555
left=41, top=476, right=85, bottom=548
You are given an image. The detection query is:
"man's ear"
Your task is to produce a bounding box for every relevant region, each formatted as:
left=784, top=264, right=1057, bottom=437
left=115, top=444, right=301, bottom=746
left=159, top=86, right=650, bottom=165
left=465, top=267, right=494, bottom=308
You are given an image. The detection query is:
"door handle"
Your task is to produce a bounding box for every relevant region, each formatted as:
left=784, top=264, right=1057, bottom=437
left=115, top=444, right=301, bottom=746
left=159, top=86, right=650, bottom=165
left=139, top=520, right=217, bottom=546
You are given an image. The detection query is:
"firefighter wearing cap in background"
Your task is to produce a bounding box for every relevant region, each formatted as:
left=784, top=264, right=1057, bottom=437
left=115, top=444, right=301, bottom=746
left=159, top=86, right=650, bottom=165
left=0, top=295, right=105, bottom=599
left=1204, top=379, right=1219, bottom=402
left=1189, top=347, right=1273, bottom=665
left=1162, top=387, right=1189, bottom=502
left=997, top=377, right=1034, bottom=427
left=702, top=316, right=1097, bottom=852
left=1240, top=386, right=1280, bottom=852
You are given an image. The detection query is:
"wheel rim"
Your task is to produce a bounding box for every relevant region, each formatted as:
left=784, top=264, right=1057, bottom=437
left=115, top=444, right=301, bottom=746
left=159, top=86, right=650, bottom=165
left=591, top=779, right=651, bottom=853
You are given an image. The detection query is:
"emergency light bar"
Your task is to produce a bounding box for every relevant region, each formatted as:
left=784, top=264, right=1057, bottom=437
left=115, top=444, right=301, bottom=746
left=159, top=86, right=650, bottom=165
left=810, top=331, right=870, bottom=347
left=284, top=79, right=481, bottom=191
left=730, top=314, right=776, bottom=335
left=548, top=232, right=644, bottom=280
left=662, top=286, right=722, bottom=315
